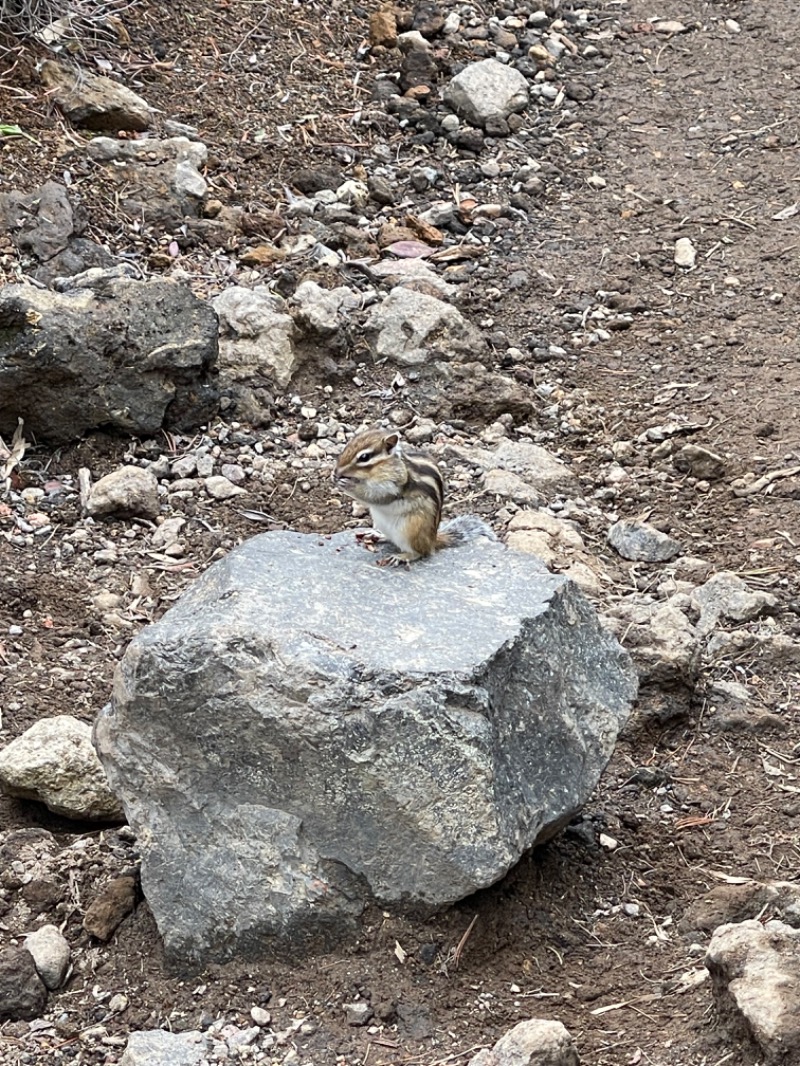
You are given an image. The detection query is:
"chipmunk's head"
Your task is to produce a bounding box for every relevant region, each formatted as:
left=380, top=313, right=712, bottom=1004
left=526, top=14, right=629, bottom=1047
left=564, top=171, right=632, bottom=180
left=333, top=428, right=406, bottom=504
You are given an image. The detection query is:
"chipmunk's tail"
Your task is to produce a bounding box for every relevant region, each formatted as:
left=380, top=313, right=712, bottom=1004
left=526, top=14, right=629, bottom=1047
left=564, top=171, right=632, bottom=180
left=436, top=514, right=497, bottom=550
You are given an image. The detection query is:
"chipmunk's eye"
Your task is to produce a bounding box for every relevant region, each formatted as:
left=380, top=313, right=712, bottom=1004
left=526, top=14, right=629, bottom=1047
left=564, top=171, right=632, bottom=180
left=356, top=449, right=375, bottom=464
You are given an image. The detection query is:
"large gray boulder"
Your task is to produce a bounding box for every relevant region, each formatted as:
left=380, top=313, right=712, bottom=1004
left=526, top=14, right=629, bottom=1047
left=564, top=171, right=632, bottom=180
left=0, top=277, right=219, bottom=443
left=95, top=532, right=637, bottom=966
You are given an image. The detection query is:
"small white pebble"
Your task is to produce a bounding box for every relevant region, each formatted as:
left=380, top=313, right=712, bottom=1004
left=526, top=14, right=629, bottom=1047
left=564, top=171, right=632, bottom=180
left=251, top=1006, right=271, bottom=1026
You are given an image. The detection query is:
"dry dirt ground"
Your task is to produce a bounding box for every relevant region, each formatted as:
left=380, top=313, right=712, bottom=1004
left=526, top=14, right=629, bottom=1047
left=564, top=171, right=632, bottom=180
left=1, top=0, right=800, bottom=1064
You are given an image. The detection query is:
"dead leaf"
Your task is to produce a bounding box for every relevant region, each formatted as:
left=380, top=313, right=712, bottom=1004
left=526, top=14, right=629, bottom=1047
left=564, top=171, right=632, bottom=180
left=732, top=464, right=800, bottom=497
left=429, top=244, right=484, bottom=263
left=1, top=419, right=27, bottom=486
left=405, top=214, right=444, bottom=245
left=702, top=870, right=754, bottom=884
left=772, top=203, right=799, bottom=222
left=762, top=757, right=785, bottom=777
left=675, top=969, right=709, bottom=994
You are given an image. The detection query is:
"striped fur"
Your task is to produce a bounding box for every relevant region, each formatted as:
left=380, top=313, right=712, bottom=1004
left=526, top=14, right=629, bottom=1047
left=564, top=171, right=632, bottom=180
left=334, top=428, right=445, bottom=562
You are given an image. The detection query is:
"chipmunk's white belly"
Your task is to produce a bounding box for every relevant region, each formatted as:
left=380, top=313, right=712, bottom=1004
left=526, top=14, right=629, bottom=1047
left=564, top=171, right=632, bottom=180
left=369, top=501, right=414, bottom=552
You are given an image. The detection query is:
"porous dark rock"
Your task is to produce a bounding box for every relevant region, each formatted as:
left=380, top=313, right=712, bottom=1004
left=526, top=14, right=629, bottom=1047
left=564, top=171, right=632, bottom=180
left=0, top=946, right=48, bottom=1022
left=0, top=277, right=219, bottom=444
left=0, top=182, right=114, bottom=285
left=95, top=531, right=637, bottom=966
left=0, top=181, right=75, bottom=262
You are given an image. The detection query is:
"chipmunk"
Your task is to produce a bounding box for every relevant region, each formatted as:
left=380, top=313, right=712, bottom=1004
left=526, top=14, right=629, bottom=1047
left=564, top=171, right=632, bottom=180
left=333, top=428, right=494, bottom=566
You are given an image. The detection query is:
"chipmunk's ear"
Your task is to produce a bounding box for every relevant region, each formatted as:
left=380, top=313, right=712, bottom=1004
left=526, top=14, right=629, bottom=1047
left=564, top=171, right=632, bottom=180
left=384, top=432, right=401, bottom=454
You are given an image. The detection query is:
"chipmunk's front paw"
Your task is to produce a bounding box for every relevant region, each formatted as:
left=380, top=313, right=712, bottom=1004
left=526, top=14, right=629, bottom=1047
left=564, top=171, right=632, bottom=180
left=356, top=530, right=384, bottom=551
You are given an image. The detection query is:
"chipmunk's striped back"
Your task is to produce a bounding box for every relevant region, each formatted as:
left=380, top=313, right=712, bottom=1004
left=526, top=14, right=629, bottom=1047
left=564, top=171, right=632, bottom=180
left=400, top=450, right=444, bottom=525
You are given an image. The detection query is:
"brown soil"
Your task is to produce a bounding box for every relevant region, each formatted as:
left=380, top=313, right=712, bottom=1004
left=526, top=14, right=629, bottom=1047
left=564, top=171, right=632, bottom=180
left=1, top=0, right=800, bottom=1063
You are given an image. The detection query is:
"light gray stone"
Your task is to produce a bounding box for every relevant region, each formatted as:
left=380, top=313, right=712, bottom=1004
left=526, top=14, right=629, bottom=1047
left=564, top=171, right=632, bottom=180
left=95, top=531, right=637, bottom=966
left=344, top=1001, right=373, bottom=1026
left=87, top=466, right=160, bottom=520
left=121, top=1030, right=205, bottom=1066
left=507, top=510, right=586, bottom=563
left=0, top=716, right=123, bottom=821
left=86, top=137, right=209, bottom=225
left=444, top=59, right=529, bottom=128
left=603, top=598, right=701, bottom=720
left=292, top=280, right=357, bottom=336
left=173, top=160, right=208, bottom=200
left=220, top=463, right=246, bottom=485
left=24, top=925, right=71, bottom=990
left=469, top=1019, right=579, bottom=1066
left=204, top=475, right=246, bottom=500
left=152, top=516, right=187, bottom=549
left=483, top=468, right=545, bottom=507
left=0, top=278, right=219, bottom=444
left=447, top=440, right=580, bottom=499
left=693, top=571, right=778, bottom=635
left=212, top=285, right=299, bottom=389
left=171, top=455, right=197, bottom=479
left=607, top=519, right=682, bottom=562
left=365, top=286, right=485, bottom=366
left=706, top=919, right=800, bottom=1064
